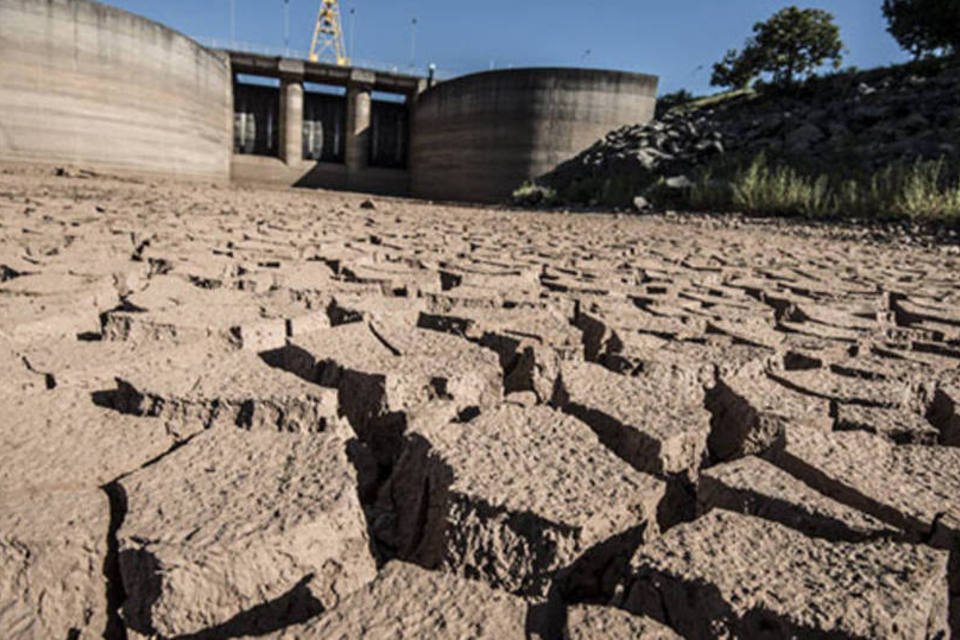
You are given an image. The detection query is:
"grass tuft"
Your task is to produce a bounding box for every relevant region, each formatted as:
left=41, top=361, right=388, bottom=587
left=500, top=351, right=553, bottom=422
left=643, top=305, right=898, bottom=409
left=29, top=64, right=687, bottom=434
left=683, top=154, right=960, bottom=221
left=512, top=182, right=557, bottom=207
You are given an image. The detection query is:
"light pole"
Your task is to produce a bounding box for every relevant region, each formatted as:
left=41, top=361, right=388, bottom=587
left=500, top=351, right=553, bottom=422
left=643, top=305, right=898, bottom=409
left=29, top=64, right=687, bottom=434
left=229, top=0, right=236, bottom=47
left=282, top=0, right=290, bottom=55
left=410, top=17, right=418, bottom=70
left=349, top=7, right=356, bottom=62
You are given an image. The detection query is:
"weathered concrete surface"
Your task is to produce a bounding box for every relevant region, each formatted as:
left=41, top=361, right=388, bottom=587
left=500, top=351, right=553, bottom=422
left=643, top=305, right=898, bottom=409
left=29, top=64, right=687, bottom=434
left=230, top=154, right=414, bottom=194
left=2, top=167, right=960, bottom=637
left=411, top=67, right=659, bottom=202
left=0, top=0, right=231, bottom=179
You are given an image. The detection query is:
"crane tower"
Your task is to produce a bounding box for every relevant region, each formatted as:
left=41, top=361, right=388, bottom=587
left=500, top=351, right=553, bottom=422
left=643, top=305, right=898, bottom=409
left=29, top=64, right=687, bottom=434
left=310, top=0, right=349, bottom=66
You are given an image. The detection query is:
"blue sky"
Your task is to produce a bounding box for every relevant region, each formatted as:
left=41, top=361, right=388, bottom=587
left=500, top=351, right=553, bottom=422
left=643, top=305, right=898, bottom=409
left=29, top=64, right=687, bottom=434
left=101, top=0, right=908, bottom=95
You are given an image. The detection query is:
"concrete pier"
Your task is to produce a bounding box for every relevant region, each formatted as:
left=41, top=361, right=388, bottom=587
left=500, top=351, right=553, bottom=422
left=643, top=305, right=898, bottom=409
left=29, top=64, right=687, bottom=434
left=346, top=70, right=375, bottom=174
left=280, top=80, right=304, bottom=165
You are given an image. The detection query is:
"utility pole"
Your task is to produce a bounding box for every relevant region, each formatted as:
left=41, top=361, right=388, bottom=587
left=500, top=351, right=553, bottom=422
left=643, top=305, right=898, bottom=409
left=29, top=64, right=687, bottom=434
left=410, top=17, right=418, bottom=70
left=229, top=0, right=236, bottom=47
left=282, top=0, right=290, bottom=55
left=349, top=7, right=356, bottom=61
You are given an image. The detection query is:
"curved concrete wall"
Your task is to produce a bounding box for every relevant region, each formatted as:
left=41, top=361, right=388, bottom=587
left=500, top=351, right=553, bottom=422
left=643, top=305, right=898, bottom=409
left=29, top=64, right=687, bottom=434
left=0, top=0, right=231, bottom=179
left=410, top=67, right=658, bottom=203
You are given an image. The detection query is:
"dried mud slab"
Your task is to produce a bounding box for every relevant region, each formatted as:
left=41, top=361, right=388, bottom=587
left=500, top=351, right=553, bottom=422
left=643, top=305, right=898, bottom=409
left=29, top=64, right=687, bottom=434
left=0, top=274, right=118, bottom=343
left=285, top=323, right=503, bottom=464
left=5, top=168, right=960, bottom=638
left=563, top=604, right=680, bottom=640
left=927, top=384, right=960, bottom=446
left=706, top=363, right=833, bottom=462
left=117, top=429, right=375, bottom=638
left=281, top=322, right=397, bottom=386
left=418, top=306, right=581, bottom=400
left=260, top=562, right=528, bottom=639
left=0, top=390, right=175, bottom=493
left=0, top=339, right=49, bottom=395
left=619, top=509, right=950, bottom=639
left=834, top=403, right=940, bottom=444
left=553, top=359, right=711, bottom=478
left=112, top=340, right=341, bottom=439
left=386, top=404, right=665, bottom=596
left=103, top=302, right=289, bottom=351
left=0, top=490, right=109, bottom=640
left=768, top=426, right=960, bottom=567
left=100, top=284, right=303, bottom=351
left=699, top=456, right=899, bottom=541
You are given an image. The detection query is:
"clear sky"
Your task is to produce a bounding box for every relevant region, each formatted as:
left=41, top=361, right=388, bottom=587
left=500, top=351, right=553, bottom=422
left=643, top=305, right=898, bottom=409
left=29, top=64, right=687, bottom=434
left=100, top=0, right=909, bottom=95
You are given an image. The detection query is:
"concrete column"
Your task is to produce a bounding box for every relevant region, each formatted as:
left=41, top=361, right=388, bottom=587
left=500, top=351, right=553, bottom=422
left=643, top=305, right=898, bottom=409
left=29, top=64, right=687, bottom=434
left=346, top=69, right=376, bottom=172
left=279, top=78, right=304, bottom=165
left=406, top=79, right=429, bottom=174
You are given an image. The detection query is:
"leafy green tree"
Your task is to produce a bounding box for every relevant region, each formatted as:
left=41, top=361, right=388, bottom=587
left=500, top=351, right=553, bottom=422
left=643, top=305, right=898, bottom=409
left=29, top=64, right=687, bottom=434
left=710, top=6, right=845, bottom=90
left=882, top=0, right=960, bottom=57
left=711, top=48, right=761, bottom=90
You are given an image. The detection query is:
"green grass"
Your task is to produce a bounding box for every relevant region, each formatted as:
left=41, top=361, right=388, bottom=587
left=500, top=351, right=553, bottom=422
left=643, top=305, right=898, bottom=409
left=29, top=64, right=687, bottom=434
left=681, top=87, right=756, bottom=112
left=683, top=153, right=960, bottom=222
left=511, top=181, right=557, bottom=207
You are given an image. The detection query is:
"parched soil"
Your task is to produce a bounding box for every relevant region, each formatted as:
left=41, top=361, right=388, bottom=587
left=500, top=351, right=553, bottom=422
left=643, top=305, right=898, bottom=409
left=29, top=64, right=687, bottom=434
left=1, top=164, right=959, bottom=639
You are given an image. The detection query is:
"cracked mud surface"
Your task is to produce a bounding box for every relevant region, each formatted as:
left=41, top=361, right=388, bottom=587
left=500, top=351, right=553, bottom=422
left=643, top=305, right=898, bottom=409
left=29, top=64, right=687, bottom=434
left=1, top=165, right=960, bottom=638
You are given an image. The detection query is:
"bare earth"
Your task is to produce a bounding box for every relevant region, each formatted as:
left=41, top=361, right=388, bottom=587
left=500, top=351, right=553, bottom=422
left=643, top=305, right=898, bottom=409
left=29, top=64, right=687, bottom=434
left=1, top=164, right=959, bottom=639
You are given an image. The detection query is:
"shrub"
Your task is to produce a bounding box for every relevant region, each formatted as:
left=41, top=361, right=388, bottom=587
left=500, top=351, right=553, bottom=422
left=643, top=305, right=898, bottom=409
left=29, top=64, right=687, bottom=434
left=511, top=182, right=557, bottom=207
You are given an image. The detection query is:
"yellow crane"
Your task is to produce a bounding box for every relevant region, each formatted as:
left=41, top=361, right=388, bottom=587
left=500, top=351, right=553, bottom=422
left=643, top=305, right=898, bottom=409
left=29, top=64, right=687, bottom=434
left=310, top=0, right=349, bottom=66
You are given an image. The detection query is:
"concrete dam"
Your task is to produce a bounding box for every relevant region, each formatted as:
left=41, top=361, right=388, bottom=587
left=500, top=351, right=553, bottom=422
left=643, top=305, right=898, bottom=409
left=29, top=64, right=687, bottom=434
left=0, top=0, right=659, bottom=202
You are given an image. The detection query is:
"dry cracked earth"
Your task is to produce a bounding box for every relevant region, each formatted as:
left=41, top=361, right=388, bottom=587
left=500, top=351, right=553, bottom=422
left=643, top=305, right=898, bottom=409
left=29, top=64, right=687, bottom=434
left=1, top=164, right=960, bottom=639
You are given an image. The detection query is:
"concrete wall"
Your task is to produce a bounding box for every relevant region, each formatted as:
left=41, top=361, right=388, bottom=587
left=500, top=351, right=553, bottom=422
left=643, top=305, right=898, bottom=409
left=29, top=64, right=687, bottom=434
left=410, top=67, right=658, bottom=203
left=0, top=0, right=231, bottom=180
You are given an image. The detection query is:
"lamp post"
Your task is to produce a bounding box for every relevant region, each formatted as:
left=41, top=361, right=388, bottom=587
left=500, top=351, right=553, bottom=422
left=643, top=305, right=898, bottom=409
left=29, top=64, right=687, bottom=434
left=410, top=17, right=418, bottom=70
left=229, top=0, right=236, bottom=47
left=283, top=0, right=290, bottom=55
left=350, top=7, right=356, bottom=61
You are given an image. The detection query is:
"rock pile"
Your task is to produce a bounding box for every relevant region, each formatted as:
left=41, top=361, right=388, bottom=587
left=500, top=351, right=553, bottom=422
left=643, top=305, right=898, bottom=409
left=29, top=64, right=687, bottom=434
left=541, top=58, right=960, bottom=202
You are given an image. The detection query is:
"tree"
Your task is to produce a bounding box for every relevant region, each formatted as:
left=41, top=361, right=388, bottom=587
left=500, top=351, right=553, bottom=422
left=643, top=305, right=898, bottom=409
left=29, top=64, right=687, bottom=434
left=711, top=48, right=761, bottom=90
left=710, top=6, right=845, bottom=90
left=656, top=89, right=695, bottom=117
left=883, top=0, right=960, bottom=57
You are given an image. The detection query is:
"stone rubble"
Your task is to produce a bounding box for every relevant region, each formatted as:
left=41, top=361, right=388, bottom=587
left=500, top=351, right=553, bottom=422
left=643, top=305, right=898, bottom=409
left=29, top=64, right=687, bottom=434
left=540, top=59, right=960, bottom=210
